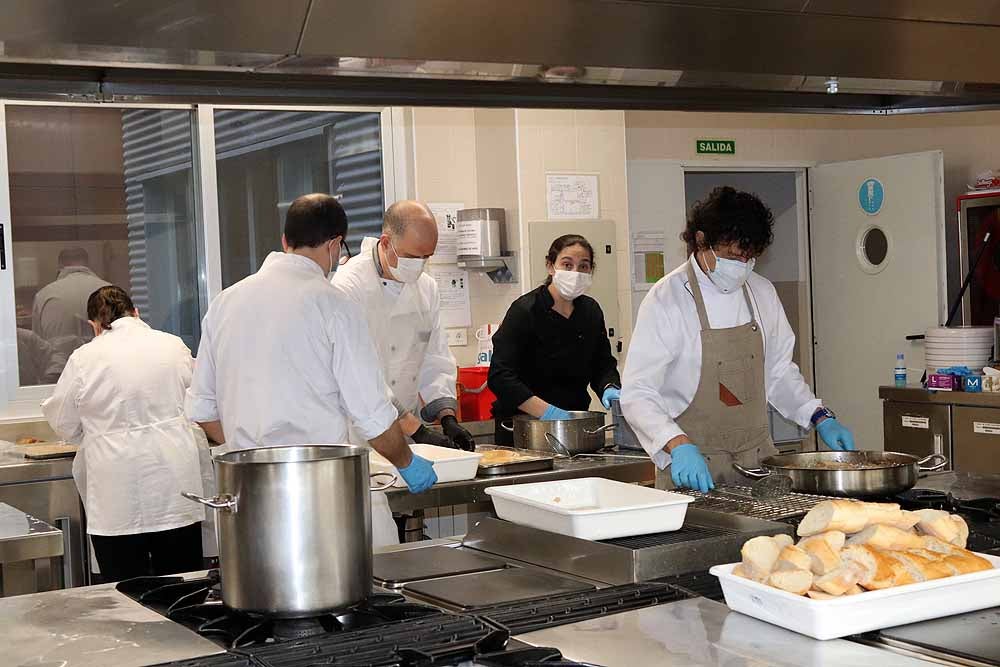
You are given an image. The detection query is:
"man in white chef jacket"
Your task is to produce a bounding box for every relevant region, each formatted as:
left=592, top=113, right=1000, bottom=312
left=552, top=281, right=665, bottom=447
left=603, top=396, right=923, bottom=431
left=332, top=200, right=475, bottom=451
left=622, top=186, right=856, bottom=493
left=185, top=193, right=437, bottom=548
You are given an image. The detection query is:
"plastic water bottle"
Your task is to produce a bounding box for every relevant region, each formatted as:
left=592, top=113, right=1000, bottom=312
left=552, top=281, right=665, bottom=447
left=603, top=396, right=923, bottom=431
left=894, top=352, right=907, bottom=387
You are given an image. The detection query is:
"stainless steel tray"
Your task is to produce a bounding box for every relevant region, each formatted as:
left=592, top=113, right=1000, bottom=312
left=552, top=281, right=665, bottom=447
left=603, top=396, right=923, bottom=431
left=475, top=446, right=555, bottom=476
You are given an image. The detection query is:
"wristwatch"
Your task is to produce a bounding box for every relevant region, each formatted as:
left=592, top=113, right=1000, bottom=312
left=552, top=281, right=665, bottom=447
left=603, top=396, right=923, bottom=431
left=810, top=407, right=836, bottom=427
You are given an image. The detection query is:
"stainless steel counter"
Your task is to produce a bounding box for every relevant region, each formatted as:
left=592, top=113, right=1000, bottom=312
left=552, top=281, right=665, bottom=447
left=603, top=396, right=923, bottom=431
left=880, top=385, right=1000, bottom=408
left=517, top=597, right=932, bottom=667
left=385, top=452, right=654, bottom=513
left=0, top=580, right=223, bottom=667
left=915, top=470, right=1000, bottom=499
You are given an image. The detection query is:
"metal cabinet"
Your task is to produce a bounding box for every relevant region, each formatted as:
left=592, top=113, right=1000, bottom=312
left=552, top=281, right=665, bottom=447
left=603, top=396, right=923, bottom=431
left=883, top=401, right=952, bottom=466
left=953, top=406, right=1000, bottom=474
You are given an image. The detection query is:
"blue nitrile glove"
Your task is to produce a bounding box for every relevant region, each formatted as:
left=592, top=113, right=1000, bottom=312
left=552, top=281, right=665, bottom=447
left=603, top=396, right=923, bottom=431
left=541, top=405, right=573, bottom=421
left=601, top=387, right=621, bottom=409
left=939, top=366, right=973, bottom=377
left=817, top=418, right=856, bottom=451
left=670, top=443, right=715, bottom=492
left=398, top=454, right=438, bottom=493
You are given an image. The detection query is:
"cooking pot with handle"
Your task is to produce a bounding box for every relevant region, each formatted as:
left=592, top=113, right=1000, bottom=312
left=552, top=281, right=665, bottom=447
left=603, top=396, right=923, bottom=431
left=501, top=411, right=615, bottom=454
left=183, top=444, right=396, bottom=617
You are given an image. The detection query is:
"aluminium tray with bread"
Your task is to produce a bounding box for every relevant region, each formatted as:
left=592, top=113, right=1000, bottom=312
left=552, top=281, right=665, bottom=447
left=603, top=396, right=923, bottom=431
left=710, top=553, right=1000, bottom=640
left=475, top=446, right=555, bottom=476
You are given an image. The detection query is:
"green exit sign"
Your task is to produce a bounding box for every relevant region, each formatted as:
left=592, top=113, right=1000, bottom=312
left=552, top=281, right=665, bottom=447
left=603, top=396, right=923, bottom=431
left=696, top=139, right=736, bottom=155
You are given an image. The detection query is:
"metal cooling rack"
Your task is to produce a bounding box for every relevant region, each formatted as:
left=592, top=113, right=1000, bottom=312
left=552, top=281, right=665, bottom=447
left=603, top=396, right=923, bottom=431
left=675, top=485, right=830, bottom=521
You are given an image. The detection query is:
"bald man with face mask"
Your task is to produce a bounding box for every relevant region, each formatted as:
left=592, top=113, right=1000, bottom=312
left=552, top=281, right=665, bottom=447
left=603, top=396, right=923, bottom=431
left=333, top=200, right=474, bottom=452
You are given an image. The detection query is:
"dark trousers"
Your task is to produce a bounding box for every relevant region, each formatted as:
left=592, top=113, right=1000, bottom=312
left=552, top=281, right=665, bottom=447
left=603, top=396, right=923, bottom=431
left=91, top=522, right=203, bottom=583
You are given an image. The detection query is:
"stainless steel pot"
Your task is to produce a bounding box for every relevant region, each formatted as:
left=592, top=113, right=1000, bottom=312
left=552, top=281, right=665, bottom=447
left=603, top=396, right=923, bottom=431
left=609, top=399, right=643, bottom=451
left=182, top=445, right=395, bottom=618
left=733, top=451, right=948, bottom=497
left=501, top=411, right=615, bottom=455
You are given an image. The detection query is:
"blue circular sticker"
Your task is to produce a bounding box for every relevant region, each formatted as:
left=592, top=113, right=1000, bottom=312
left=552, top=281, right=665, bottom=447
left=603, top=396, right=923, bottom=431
left=859, top=178, right=884, bottom=215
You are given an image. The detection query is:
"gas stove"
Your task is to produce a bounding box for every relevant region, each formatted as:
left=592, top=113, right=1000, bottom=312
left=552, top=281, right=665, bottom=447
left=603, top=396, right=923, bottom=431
left=122, top=570, right=606, bottom=666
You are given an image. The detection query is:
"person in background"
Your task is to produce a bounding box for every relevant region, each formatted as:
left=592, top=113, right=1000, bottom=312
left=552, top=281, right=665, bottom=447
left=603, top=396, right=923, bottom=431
left=32, top=247, right=110, bottom=351
left=185, top=193, right=436, bottom=549
left=17, top=327, right=66, bottom=385
left=622, top=186, right=855, bottom=493
left=42, top=286, right=205, bottom=582
left=487, top=234, right=620, bottom=446
left=332, top=200, right=474, bottom=451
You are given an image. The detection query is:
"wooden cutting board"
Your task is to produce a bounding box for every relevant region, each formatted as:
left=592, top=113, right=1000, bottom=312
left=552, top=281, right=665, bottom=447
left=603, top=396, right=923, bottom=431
left=22, top=444, right=78, bottom=459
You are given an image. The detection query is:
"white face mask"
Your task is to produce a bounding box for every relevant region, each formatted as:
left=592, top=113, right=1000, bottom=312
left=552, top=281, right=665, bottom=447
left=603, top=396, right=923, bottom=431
left=389, top=240, right=425, bottom=284
left=325, top=240, right=341, bottom=279
left=707, top=249, right=755, bottom=294
left=552, top=269, right=593, bottom=300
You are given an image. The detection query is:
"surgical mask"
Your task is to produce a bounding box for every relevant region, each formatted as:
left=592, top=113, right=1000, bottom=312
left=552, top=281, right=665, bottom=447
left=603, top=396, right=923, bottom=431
left=326, top=240, right=340, bottom=278
left=707, top=249, right=755, bottom=294
left=390, top=240, right=426, bottom=283
left=552, top=269, right=593, bottom=300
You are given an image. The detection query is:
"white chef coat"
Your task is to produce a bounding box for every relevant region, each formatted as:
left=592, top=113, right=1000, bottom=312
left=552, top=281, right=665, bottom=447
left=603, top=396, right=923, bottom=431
left=32, top=266, right=110, bottom=343
left=331, top=237, right=458, bottom=425
left=41, top=316, right=205, bottom=536
left=185, top=251, right=398, bottom=449
left=621, top=255, right=821, bottom=470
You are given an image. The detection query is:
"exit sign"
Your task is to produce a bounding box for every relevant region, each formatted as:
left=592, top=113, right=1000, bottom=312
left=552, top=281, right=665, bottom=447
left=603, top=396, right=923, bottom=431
left=696, top=139, right=736, bottom=155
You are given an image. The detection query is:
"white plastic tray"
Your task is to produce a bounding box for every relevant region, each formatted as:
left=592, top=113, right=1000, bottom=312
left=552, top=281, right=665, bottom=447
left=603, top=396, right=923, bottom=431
left=370, top=444, right=482, bottom=488
left=485, top=477, right=694, bottom=540
left=710, top=553, right=1000, bottom=640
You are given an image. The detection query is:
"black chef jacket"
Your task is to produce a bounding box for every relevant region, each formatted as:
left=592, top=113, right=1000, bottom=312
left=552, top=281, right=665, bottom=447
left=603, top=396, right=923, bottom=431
left=488, top=285, right=620, bottom=443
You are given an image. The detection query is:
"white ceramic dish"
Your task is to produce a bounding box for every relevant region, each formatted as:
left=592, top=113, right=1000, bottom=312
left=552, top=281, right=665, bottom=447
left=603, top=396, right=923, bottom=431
left=710, top=553, right=1000, bottom=640
left=370, top=444, right=482, bottom=488
left=485, top=477, right=694, bottom=540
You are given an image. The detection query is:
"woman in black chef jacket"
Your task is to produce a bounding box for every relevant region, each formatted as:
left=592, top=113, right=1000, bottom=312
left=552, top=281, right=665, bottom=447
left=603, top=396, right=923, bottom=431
left=488, top=234, right=621, bottom=445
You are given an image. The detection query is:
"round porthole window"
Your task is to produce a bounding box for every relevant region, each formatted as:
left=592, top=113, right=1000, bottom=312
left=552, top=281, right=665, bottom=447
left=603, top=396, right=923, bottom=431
left=856, top=225, right=891, bottom=274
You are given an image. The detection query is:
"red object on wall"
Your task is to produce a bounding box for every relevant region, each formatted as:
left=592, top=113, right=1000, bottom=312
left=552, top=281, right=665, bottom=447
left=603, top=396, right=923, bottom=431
left=457, top=366, right=496, bottom=422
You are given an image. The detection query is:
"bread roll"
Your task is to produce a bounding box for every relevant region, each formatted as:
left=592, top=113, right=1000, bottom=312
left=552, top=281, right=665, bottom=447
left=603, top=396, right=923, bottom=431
left=740, top=536, right=782, bottom=580
left=913, top=509, right=961, bottom=545
left=943, top=550, right=993, bottom=575
left=847, top=524, right=924, bottom=551
left=799, top=535, right=843, bottom=575
left=813, top=563, right=864, bottom=596
left=773, top=533, right=794, bottom=549
left=732, top=564, right=752, bottom=579
left=840, top=544, right=897, bottom=590
left=798, top=500, right=870, bottom=536
left=895, top=551, right=952, bottom=582
left=844, top=584, right=864, bottom=595
left=776, top=545, right=812, bottom=572
left=806, top=590, right=837, bottom=600
left=951, top=515, right=970, bottom=549
left=768, top=569, right=814, bottom=595
left=919, top=535, right=958, bottom=556
left=890, top=510, right=922, bottom=532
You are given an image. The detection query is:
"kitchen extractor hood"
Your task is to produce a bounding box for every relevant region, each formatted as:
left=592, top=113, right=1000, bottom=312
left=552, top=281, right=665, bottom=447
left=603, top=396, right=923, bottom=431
left=1, top=1, right=1000, bottom=112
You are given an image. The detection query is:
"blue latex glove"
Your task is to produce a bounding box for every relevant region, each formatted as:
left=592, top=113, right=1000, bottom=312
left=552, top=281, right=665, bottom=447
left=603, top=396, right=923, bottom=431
left=601, top=387, right=621, bottom=409
left=670, top=443, right=715, bottom=492
left=817, top=418, right=856, bottom=451
left=397, top=453, right=438, bottom=493
left=541, top=404, right=573, bottom=421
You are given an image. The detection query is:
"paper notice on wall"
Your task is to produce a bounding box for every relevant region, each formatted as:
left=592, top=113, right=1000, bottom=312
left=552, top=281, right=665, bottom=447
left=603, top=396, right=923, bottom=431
left=632, top=231, right=666, bottom=288
left=456, top=219, right=483, bottom=257
left=427, top=265, right=472, bottom=328
left=428, top=202, right=463, bottom=264
left=546, top=173, right=600, bottom=220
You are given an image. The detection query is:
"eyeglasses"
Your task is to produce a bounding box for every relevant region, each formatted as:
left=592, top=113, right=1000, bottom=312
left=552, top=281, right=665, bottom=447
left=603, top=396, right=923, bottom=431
left=338, top=239, right=353, bottom=266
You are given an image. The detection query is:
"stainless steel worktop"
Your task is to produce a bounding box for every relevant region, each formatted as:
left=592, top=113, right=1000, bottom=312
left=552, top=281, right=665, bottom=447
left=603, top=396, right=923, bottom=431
left=0, top=444, right=74, bottom=484
left=385, top=451, right=653, bottom=513
left=517, top=597, right=932, bottom=667
left=915, top=470, right=1000, bottom=499
left=2, top=579, right=223, bottom=667
left=0, top=501, right=63, bottom=562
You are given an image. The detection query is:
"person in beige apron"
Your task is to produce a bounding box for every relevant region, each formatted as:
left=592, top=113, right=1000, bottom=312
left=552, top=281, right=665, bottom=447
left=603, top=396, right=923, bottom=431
left=655, top=262, right=779, bottom=489
left=621, top=186, right=856, bottom=493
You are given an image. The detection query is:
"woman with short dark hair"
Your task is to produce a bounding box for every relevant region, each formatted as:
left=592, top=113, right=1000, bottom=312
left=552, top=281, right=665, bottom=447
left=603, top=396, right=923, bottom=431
left=42, top=285, right=205, bottom=581
left=487, top=234, right=620, bottom=445
left=622, top=186, right=855, bottom=493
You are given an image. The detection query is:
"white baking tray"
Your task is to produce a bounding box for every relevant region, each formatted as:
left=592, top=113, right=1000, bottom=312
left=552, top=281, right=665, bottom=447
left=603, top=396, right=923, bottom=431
left=370, top=444, right=482, bottom=488
left=710, top=553, right=1000, bottom=640
left=485, top=477, right=694, bottom=540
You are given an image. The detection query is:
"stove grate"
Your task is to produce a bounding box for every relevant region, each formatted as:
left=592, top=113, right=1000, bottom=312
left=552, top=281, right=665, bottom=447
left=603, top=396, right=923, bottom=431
left=601, top=523, right=735, bottom=549
left=147, top=653, right=258, bottom=667
left=474, top=582, right=687, bottom=635
left=236, top=613, right=506, bottom=667
left=656, top=571, right=726, bottom=602
left=676, top=486, right=828, bottom=520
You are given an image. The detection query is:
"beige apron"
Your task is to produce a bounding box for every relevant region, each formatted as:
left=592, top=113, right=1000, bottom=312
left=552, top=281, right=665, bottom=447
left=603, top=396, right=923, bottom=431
left=656, top=263, right=777, bottom=489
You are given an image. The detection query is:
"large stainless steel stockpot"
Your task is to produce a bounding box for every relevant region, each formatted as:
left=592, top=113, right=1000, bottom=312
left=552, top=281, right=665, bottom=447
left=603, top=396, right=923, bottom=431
left=734, top=450, right=948, bottom=497
left=183, top=444, right=394, bottom=617
left=502, top=411, right=615, bottom=455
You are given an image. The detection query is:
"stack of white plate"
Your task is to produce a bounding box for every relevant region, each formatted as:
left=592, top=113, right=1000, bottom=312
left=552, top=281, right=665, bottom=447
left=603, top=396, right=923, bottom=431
left=925, top=326, right=994, bottom=375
